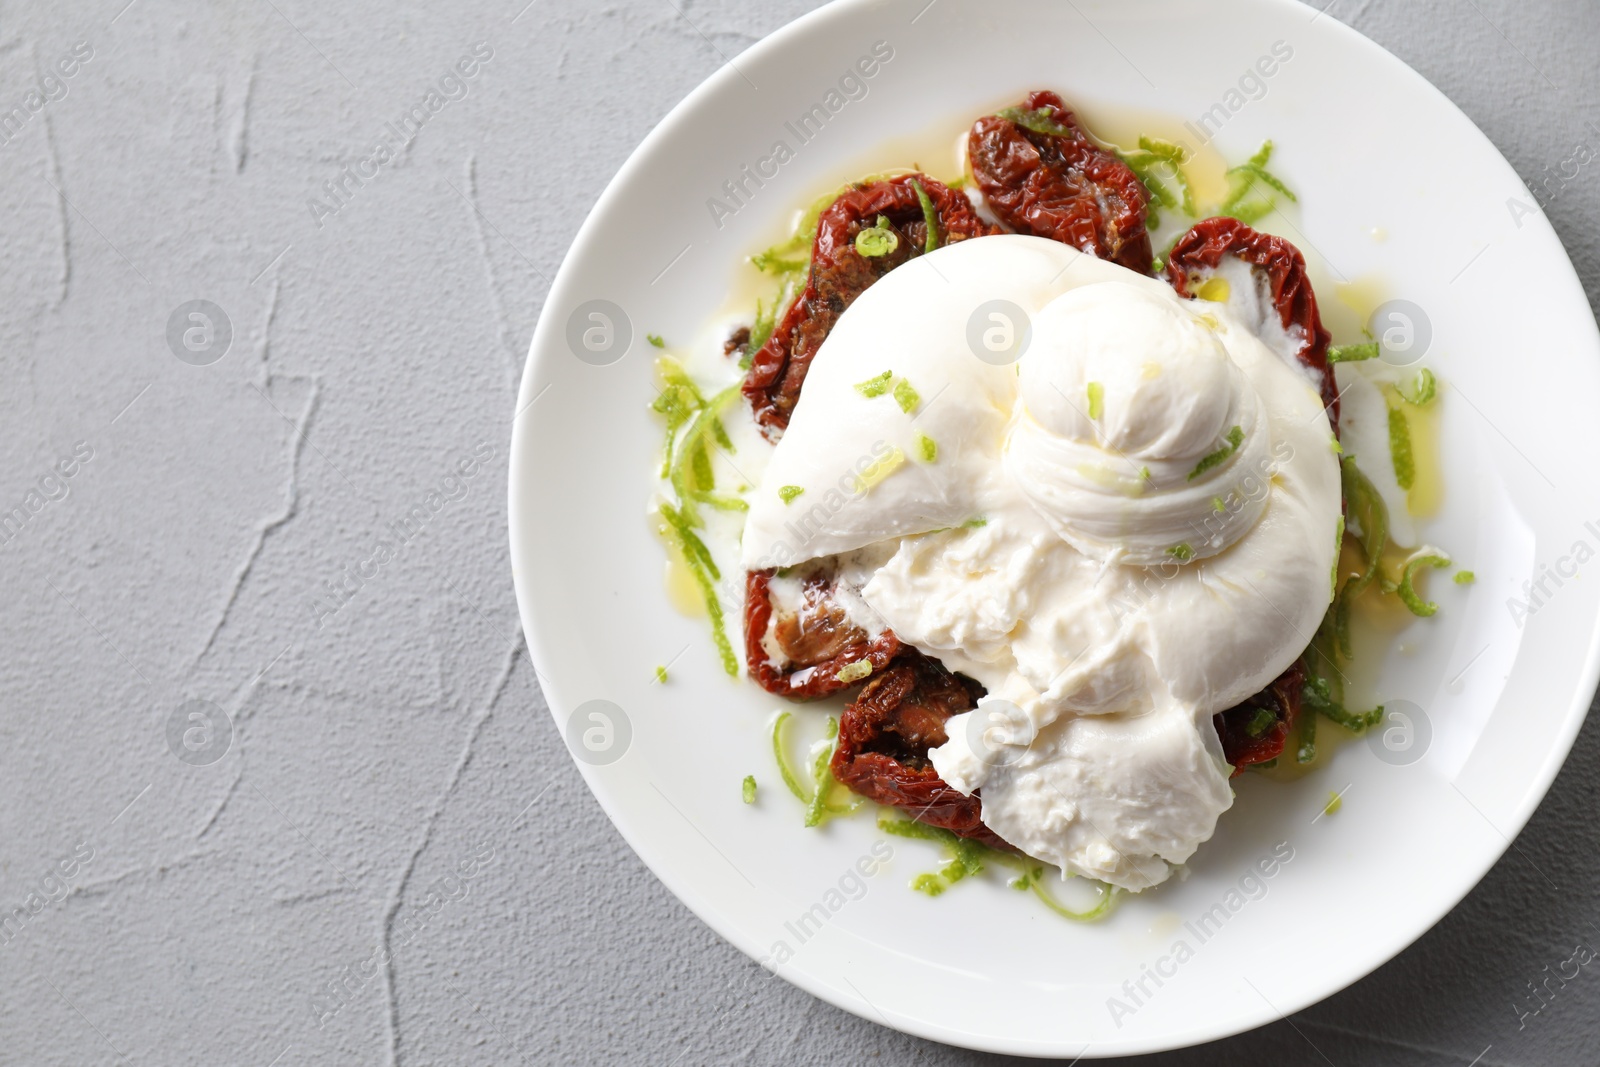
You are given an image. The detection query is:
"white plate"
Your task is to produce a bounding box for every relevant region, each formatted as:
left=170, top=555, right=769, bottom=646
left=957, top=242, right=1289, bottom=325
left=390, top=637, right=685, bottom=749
left=509, top=0, right=1600, bottom=1055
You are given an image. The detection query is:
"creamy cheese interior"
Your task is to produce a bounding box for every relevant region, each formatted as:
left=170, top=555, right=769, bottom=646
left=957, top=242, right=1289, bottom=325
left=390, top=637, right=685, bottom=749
left=741, top=235, right=1342, bottom=890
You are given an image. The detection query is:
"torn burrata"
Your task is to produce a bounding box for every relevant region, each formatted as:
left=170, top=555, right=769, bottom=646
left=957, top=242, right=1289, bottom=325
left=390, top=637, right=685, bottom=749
left=740, top=234, right=1341, bottom=890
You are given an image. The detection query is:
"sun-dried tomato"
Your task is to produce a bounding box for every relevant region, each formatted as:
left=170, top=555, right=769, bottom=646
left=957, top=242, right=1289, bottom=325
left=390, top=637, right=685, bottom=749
left=744, top=568, right=902, bottom=699
left=741, top=174, right=996, bottom=439
left=1166, top=216, right=1338, bottom=426
left=967, top=90, right=1153, bottom=274
left=832, top=651, right=1013, bottom=850
left=1213, top=659, right=1305, bottom=775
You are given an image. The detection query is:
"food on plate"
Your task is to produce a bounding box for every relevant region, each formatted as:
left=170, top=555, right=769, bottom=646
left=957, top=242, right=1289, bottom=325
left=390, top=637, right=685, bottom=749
left=649, top=92, right=1454, bottom=906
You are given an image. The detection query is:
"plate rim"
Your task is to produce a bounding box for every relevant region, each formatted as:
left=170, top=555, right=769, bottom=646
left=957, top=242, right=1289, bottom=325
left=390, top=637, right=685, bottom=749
left=507, top=0, right=1600, bottom=1055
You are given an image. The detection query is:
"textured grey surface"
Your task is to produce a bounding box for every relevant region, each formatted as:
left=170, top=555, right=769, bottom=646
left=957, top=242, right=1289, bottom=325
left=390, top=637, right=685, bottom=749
left=1, top=0, right=1597, bottom=1063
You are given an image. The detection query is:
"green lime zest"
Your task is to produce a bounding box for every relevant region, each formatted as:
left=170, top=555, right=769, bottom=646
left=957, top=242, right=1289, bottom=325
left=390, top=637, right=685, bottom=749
left=1219, top=140, right=1294, bottom=221
left=1323, top=791, right=1343, bottom=816
left=1010, top=863, right=1121, bottom=921
left=803, top=717, right=861, bottom=827
left=772, top=712, right=861, bottom=825
left=1395, top=551, right=1451, bottom=617
left=667, top=383, right=741, bottom=526
left=1455, top=570, right=1476, bottom=585
left=654, top=664, right=668, bottom=684
left=855, top=370, right=893, bottom=398
left=1397, top=367, right=1437, bottom=406
left=742, top=775, right=756, bottom=804
left=746, top=268, right=804, bottom=366
left=1328, top=342, right=1379, bottom=363
left=771, top=712, right=810, bottom=803
left=1086, top=381, right=1104, bottom=419
left=657, top=499, right=737, bottom=676
left=908, top=178, right=940, bottom=254
left=1334, top=456, right=1389, bottom=658
left=854, top=215, right=899, bottom=258
left=1118, top=137, right=1195, bottom=219
left=778, top=485, right=805, bottom=505
left=1117, top=149, right=1178, bottom=212
left=835, top=658, right=873, bottom=684
left=1331, top=515, right=1345, bottom=596
left=879, top=815, right=986, bottom=896
left=1302, top=673, right=1384, bottom=731
left=917, top=433, right=938, bottom=463
left=878, top=814, right=1119, bottom=920
left=996, top=104, right=1073, bottom=137
left=1296, top=701, right=1317, bottom=764
left=893, top=377, right=920, bottom=414
left=1243, top=706, right=1278, bottom=737
left=1187, top=425, right=1244, bottom=481
left=1389, top=404, right=1415, bottom=491
left=1140, top=137, right=1195, bottom=216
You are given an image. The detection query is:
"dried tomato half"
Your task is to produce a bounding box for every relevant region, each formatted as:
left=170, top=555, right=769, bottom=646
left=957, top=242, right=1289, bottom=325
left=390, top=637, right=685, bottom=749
left=967, top=90, right=1153, bottom=274
left=1165, top=216, right=1338, bottom=426
left=831, top=651, right=1013, bottom=850
left=1213, top=659, right=1305, bottom=775
left=744, top=567, right=902, bottom=699
left=741, top=174, right=996, bottom=439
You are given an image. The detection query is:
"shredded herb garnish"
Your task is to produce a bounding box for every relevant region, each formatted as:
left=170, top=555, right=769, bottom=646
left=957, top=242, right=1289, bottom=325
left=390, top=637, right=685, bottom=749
left=654, top=664, right=668, bottom=684
left=647, top=333, right=665, bottom=348
left=742, top=775, right=756, bottom=804
left=893, top=377, right=920, bottom=414
left=1086, top=381, right=1104, bottom=419
left=855, top=370, right=893, bottom=398
left=778, top=485, right=805, bottom=505
left=963, top=516, right=988, bottom=528
left=917, top=433, right=938, bottom=463
left=1188, top=426, right=1244, bottom=481
left=1168, top=543, right=1194, bottom=561
left=1323, top=791, right=1343, bottom=816
left=1455, top=570, right=1475, bottom=585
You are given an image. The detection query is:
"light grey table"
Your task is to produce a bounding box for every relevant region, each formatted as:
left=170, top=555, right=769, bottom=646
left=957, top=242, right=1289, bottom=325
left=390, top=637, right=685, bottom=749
left=1, top=0, right=1596, bottom=1063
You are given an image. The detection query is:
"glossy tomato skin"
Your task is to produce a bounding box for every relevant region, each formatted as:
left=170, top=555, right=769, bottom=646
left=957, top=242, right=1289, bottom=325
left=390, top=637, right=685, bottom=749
left=967, top=90, right=1153, bottom=274
left=744, top=568, right=902, bottom=700
left=741, top=174, right=996, bottom=439
left=1214, top=659, right=1306, bottom=775
left=1166, top=215, right=1339, bottom=426
left=832, top=651, right=1014, bottom=851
